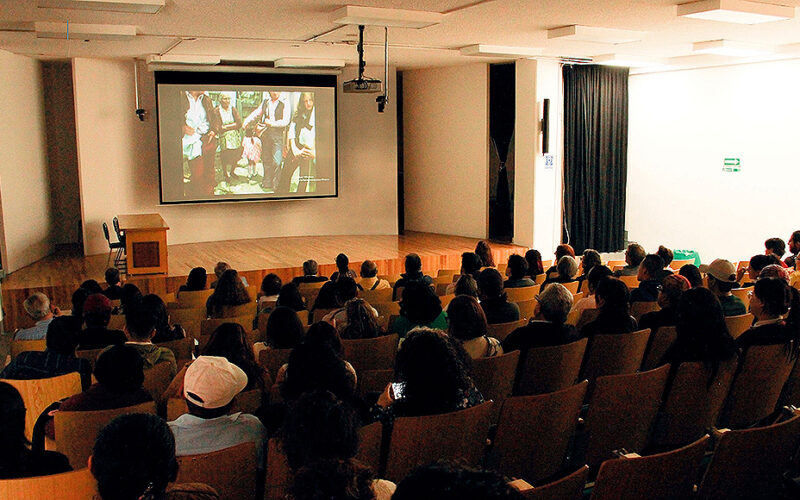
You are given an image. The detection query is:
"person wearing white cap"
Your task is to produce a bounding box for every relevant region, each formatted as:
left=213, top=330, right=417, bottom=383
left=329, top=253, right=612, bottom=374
left=698, top=259, right=747, bottom=317
left=168, top=355, right=266, bottom=467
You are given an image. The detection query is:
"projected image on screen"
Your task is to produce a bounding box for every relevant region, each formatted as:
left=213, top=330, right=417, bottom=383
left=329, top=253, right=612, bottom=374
left=156, top=75, right=337, bottom=204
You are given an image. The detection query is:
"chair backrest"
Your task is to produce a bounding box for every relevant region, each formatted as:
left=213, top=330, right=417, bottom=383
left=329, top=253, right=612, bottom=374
left=167, top=397, right=190, bottom=421
left=718, top=343, right=796, bottom=428
left=258, top=347, right=293, bottom=381
left=0, top=467, right=98, bottom=499
left=575, top=308, right=600, bottom=331
left=697, top=410, right=800, bottom=500
left=584, top=365, right=670, bottom=466
left=167, top=306, right=207, bottom=323
left=515, top=299, right=537, bottom=321
left=488, top=381, right=587, bottom=483
left=1, top=372, right=82, bottom=441
left=157, top=336, right=195, bottom=365
left=175, top=442, right=258, bottom=500
left=724, top=313, right=754, bottom=339
left=55, top=401, right=157, bottom=469
left=142, top=362, right=174, bottom=403
left=435, top=282, right=452, bottom=296
left=562, top=281, right=580, bottom=294
left=641, top=326, right=677, bottom=371
left=10, top=339, right=47, bottom=359
left=216, top=303, right=254, bottom=319
left=341, top=334, right=399, bottom=372
left=175, top=289, right=214, bottom=308
left=780, top=351, right=800, bottom=408
left=580, top=329, right=651, bottom=395
left=200, top=315, right=254, bottom=336
left=264, top=438, right=292, bottom=500
left=651, top=358, right=738, bottom=449
left=371, top=301, right=401, bottom=320
left=355, top=421, right=382, bottom=473
left=533, top=273, right=547, bottom=285
left=75, top=348, right=105, bottom=370
left=112, top=216, right=122, bottom=239
left=106, top=314, right=125, bottom=331
left=521, top=465, right=589, bottom=500
left=385, top=401, right=494, bottom=482
left=357, top=369, right=394, bottom=397
left=311, top=307, right=337, bottom=324
left=438, top=268, right=458, bottom=277
left=471, top=351, right=520, bottom=423
left=605, top=260, right=625, bottom=268
left=102, top=222, right=111, bottom=243
left=515, top=338, right=588, bottom=396
left=731, top=286, right=753, bottom=309
left=360, top=287, right=393, bottom=303
left=439, top=293, right=456, bottom=308
left=669, top=259, right=694, bottom=270
left=630, top=301, right=659, bottom=322
left=618, top=275, right=639, bottom=289
left=505, top=285, right=540, bottom=303
left=487, top=319, right=528, bottom=342
left=590, top=435, right=709, bottom=500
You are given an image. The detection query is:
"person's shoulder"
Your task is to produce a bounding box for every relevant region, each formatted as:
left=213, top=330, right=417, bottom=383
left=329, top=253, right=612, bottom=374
left=166, top=483, right=221, bottom=500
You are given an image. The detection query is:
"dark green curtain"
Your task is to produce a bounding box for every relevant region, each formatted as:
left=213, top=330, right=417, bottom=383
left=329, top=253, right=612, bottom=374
left=562, top=65, right=629, bottom=253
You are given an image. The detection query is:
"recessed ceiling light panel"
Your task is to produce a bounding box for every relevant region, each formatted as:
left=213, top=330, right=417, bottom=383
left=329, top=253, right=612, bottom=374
left=330, top=5, right=443, bottom=29
left=38, top=0, right=164, bottom=14
left=274, top=58, right=345, bottom=68
left=677, top=0, right=794, bottom=24
left=145, top=54, right=221, bottom=65
left=459, top=44, right=542, bottom=58
left=547, top=25, right=645, bottom=44
left=35, top=21, right=137, bottom=41
left=592, top=53, right=666, bottom=68
left=692, top=39, right=773, bottom=56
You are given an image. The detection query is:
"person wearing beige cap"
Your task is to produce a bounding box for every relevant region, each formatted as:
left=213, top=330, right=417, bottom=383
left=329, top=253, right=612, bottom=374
left=168, top=355, right=266, bottom=467
left=699, top=259, right=747, bottom=317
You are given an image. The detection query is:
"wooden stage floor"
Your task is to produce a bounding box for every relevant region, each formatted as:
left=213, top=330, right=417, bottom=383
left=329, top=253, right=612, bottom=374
left=2, top=231, right=526, bottom=331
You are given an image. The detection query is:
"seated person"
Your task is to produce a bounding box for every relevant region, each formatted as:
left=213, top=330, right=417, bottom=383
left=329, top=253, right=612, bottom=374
left=323, top=278, right=378, bottom=327
left=699, top=259, right=746, bottom=317
left=544, top=244, right=575, bottom=280
left=205, top=269, right=252, bottom=319
left=679, top=264, right=703, bottom=288
left=392, top=253, right=434, bottom=301
left=311, top=281, right=339, bottom=312
left=118, top=283, right=142, bottom=314
left=503, top=254, right=536, bottom=289
left=445, top=253, right=482, bottom=295
left=2, top=316, right=92, bottom=389
left=475, top=240, right=495, bottom=268
left=141, top=294, right=185, bottom=344
left=524, top=249, right=544, bottom=278
left=453, top=275, right=479, bottom=299
left=257, top=273, right=282, bottom=311
left=80, top=279, right=104, bottom=295
left=786, top=230, right=800, bottom=268
left=77, top=293, right=127, bottom=350
left=277, top=322, right=357, bottom=386
left=291, top=259, right=328, bottom=285
left=281, top=391, right=395, bottom=500
left=760, top=263, right=790, bottom=282
left=253, top=306, right=306, bottom=360
left=14, top=292, right=58, bottom=341
left=447, top=295, right=502, bottom=359
left=764, top=237, right=789, bottom=268
left=358, top=260, right=390, bottom=291
left=638, top=274, right=690, bottom=334
left=655, top=245, right=675, bottom=280
left=630, top=254, right=665, bottom=303
left=210, top=261, right=249, bottom=288
left=275, top=283, right=307, bottom=312
left=101, top=267, right=123, bottom=301
left=68, top=288, right=90, bottom=331
left=392, top=461, right=525, bottom=500
left=168, top=356, right=266, bottom=465
left=542, top=255, right=579, bottom=289
left=91, top=413, right=219, bottom=500
left=478, top=269, right=520, bottom=324
left=575, top=249, right=602, bottom=293
left=0, top=382, right=71, bottom=479
left=737, top=277, right=800, bottom=352
left=178, top=266, right=208, bottom=294
left=329, top=253, right=358, bottom=282
left=614, top=243, right=646, bottom=277
left=737, top=254, right=777, bottom=288
left=390, top=281, right=448, bottom=339
left=122, top=304, right=177, bottom=378
left=580, top=277, right=637, bottom=338
left=338, top=298, right=382, bottom=339
left=504, top=283, right=579, bottom=354
left=570, top=265, right=612, bottom=321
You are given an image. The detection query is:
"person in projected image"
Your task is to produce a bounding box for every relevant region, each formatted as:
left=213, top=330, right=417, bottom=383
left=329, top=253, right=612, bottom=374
left=215, top=92, right=242, bottom=186
left=243, top=91, right=290, bottom=192
left=278, top=92, right=316, bottom=194
left=182, top=90, right=220, bottom=198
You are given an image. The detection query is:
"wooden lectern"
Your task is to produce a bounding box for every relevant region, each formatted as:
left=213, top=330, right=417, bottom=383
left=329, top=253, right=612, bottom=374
left=116, top=214, right=169, bottom=275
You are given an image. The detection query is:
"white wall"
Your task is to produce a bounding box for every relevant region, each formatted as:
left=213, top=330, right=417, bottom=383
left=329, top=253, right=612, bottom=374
left=0, top=50, right=53, bottom=273
left=403, top=64, right=488, bottom=238
left=73, top=59, right=398, bottom=258
left=627, top=59, right=800, bottom=264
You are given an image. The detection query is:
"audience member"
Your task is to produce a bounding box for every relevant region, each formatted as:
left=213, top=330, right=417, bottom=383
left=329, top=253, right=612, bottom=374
left=575, top=249, right=602, bottom=293
left=80, top=279, right=104, bottom=295
left=339, top=298, right=382, bottom=339
left=123, top=304, right=177, bottom=377
left=263, top=306, right=305, bottom=349
left=2, top=316, right=92, bottom=388
left=169, top=356, right=266, bottom=464
left=478, top=268, right=520, bottom=324
left=324, top=278, right=378, bottom=328
left=461, top=252, right=483, bottom=280
left=0, top=382, right=71, bottom=480
left=142, top=294, right=186, bottom=343
left=292, top=259, right=328, bottom=285
left=391, top=281, right=448, bottom=338
left=78, top=293, right=127, bottom=350
left=630, top=254, right=665, bottom=303
left=392, top=461, right=525, bottom=500
left=210, top=261, right=249, bottom=288
left=447, top=295, right=502, bottom=359
left=738, top=254, right=777, bottom=288
left=765, top=237, right=788, bottom=267
left=373, top=328, right=483, bottom=421
left=102, top=267, right=123, bottom=300
left=545, top=244, right=575, bottom=279
left=118, top=283, right=142, bottom=314
left=475, top=240, right=495, bottom=268
left=679, top=264, right=703, bottom=288
left=759, top=263, right=789, bottom=282
left=786, top=230, right=800, bottom=268
left=392, top=253, right=433, bottom=300
left=206, top=269, right=252, bottom=318
left=700, top=259, right=746, bottom=317
left=454, top=274, right=479, bottom=299
left=614, top=243, right=646, bottom=277
left=311, top=281, right=339, bottom=311
left=639, top=274, right=691, bottom=334
left=358, top=260, right=390, bottom=291
left=503, top=283, right=579, bottom=354
left=571, top=265, right=612, bottom=320
left=15, top=292, right=59, bottom=341
left=279, top=341, right=357, bottom=405
left=92, top=413, right=219, bottom=500
left=737, top=277, right=800, bottom=353
left=524, top=249, right=544, bottom=278
left=580, top=277, right=637, bottom=338
left=69, top=287, right=90, bottom=330
left=275, top=283, right=306, bottom=312
left=329, top=253, right=358, bottom=282
left=178, top=266, right=208, bottom=294
left=542, top=255, right=578, bottom=288
left=257, top=273, right=282, bottom=310
left=203, top=323, right=268, bottom=393
left=655, top=245, right=675, bottom=280
left=503, top=254, right=535, bottom=288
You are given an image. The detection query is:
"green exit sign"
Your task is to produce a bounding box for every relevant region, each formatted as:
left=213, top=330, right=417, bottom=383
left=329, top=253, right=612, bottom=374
left=723, top=158, right=741, bottom=172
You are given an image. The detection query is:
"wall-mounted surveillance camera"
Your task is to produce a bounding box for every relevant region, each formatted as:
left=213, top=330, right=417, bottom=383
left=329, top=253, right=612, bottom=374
left=136, top=108, right=146, bottom=121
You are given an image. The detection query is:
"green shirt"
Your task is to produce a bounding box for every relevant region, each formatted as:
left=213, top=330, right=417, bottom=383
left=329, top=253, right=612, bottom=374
left=719, top=294, right=747, bottom=317
left=390, top=310, right=449, bottom=340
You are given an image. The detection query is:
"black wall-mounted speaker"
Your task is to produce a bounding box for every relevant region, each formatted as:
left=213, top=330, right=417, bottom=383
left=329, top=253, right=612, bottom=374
left=542, top=98, right=550, bottom=155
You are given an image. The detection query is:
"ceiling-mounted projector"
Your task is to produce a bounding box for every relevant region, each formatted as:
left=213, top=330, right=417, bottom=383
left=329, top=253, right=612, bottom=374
left=343, top=24, right=383, bottom=94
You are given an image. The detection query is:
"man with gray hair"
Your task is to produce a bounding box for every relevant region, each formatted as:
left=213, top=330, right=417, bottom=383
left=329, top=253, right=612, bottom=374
left=291, top=259, right=328, bottom=285
left=15, top=292, right=59, bottom=340
left=502, top=283, right=580, bottom=354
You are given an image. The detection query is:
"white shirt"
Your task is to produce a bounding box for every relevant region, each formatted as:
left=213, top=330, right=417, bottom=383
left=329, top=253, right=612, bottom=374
left=169, top=412, right=266, bottom=467
left=183, top=92, right=209, bottom=160
left=265, top=97, right=290, bottom=128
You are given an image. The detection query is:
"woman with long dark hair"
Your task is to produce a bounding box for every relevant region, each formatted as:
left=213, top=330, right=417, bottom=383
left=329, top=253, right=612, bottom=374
left=205, top=269, right=251, bottom=318
left=339, top=298, right=382, bottom=339
left=390, top=281, right=447, bottom=339
left=279, top=92, right=316, bottom=193
left=579, top=276, right=637, bottom=338
left=178, top=267, right=208, bottom=295
left=141, top=294, right=185, bottom=343
left=474, top=240, right=495, bottom=268
left=524, top=249, right=544, bottom=278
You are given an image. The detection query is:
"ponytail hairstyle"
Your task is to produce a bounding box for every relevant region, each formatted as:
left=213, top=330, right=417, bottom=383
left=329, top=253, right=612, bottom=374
left=340, top=298, right=380, bottom=339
